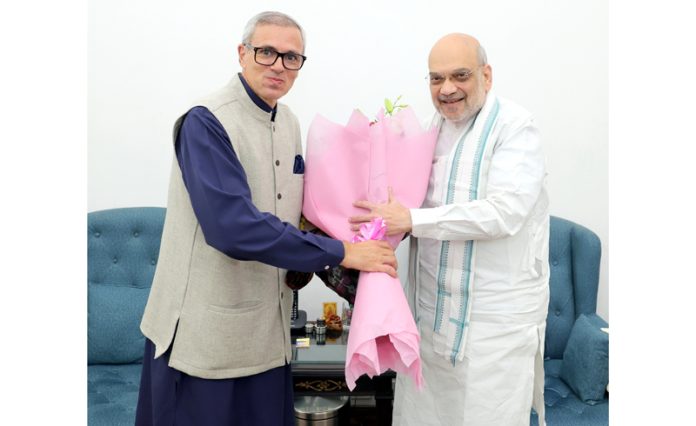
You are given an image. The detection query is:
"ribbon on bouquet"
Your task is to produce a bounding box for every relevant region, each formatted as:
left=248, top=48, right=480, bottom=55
left=351, top=217, right=387, bottom=243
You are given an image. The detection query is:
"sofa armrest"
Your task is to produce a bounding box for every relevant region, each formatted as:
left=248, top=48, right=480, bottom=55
left=560, top=313, right=609, bottom=404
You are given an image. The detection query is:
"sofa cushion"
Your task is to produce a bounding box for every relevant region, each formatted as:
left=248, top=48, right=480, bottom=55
left=88, top=364, right=142, bottom=426
left=88, top=283, right=150, bottom=364
left=560, top=314, right=609, bottom=404
left=530, top=359, right=608, bottom=426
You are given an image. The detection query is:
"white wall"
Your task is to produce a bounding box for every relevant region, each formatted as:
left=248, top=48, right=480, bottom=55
left=89, top=0, right=608, bottom=321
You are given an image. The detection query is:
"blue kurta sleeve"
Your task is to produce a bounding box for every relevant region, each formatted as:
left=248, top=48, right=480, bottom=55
left=175, top=106, right=344, bottom=272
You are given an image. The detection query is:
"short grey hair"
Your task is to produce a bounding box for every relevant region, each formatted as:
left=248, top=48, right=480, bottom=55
left=241, top=11, right=306, bottom=53
left=477, top=44, right=488, bottom=66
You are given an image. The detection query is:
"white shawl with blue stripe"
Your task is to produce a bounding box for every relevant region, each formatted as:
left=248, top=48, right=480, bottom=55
left=429, top=93, right=501, bottom=364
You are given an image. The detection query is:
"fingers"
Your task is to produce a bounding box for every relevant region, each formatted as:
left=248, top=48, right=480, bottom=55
left=370, top=248, right=397, bottom=277
left=375, top=240, right=393, bottom=250
left=353, top=200, right=375, bottom=211
left=388, top=186, right=394, bottom=203
left=384, top=255, right=398, bottom=272
left=348, top=214, right=375, bottom=225
left=376, top=243, right=398, bottom=275
left=377, top=264, right=398, bottom=278
left=340, top=240, right=398, bottom=277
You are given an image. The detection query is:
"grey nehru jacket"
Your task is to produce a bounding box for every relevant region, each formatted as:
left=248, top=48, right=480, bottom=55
left=140, top=76, right=305, bottom=379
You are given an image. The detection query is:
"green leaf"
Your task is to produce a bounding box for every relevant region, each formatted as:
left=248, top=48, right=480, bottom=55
left=385, top=98, right=394, bottom=114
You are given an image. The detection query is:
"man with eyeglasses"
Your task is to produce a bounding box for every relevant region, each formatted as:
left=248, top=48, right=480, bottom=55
left=351, top=33, right=550, bottom=425
left=135, top=11, right=397, bottom=426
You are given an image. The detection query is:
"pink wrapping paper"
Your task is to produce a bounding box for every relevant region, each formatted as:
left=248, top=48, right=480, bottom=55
left=303, top=106, right=437, bottom=390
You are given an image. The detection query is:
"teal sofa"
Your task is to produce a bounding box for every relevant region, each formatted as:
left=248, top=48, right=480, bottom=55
left=87, top=207, right=165, bottom=426
left=87, top=208, right=608, bottom=425
left=531, top=217, right=609, bottom=425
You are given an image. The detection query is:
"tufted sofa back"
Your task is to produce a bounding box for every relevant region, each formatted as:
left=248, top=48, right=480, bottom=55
left=88, top=207, right=166, bottom=365
left=545, top=216, right=602, bottom=360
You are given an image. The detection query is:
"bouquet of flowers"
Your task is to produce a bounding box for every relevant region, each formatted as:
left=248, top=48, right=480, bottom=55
left=303, top=98, right=437, bottom=390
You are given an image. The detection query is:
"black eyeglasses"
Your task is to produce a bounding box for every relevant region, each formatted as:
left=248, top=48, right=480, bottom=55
left=244, top=43, right=307, bottom=70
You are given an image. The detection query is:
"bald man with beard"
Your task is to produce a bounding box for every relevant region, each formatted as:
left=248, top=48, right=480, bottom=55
left=351, top=33, right=550, bottom=425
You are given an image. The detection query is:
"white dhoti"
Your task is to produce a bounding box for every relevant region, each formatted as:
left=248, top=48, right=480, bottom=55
left=393, top=308, right=546, bottom=426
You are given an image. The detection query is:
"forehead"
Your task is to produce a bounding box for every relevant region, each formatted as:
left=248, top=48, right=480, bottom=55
left=250, top=24, right=304, bottom=52
left=428, top=41, right=478, bottom=74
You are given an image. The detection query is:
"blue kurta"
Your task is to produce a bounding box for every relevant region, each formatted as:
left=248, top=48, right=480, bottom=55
left=136, top=339, right=295, bottom=426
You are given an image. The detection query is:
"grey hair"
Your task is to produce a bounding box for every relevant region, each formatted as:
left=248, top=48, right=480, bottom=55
left=241, top=11, right=306, bottom=53
left=477, top=44, right=488, bottom=66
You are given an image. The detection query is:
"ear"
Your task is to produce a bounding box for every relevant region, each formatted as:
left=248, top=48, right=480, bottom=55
left=237, top=44, right=246, bottom=66
left=482, top=64, right=493, bottom=91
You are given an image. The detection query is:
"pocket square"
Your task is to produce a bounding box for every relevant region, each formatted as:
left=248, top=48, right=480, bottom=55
left=293, top=155, right=305, bottom=174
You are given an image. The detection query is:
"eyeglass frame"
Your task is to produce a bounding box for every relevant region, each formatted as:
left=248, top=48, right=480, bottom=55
left=243, top=43, right=307, bottom=70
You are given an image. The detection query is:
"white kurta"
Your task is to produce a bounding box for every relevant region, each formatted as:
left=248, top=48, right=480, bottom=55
left=393, top=94, right=550, bottom=426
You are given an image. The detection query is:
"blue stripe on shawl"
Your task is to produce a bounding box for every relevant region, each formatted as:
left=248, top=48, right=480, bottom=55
left=449, top=99, right=500, bottom=364
left=433, top=241, right=449, bottom=332
left=433, top=120, right=470, bottom=332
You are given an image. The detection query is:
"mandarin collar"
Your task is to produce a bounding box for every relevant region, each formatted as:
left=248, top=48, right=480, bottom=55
left=238, top=73, right=277, bottom=122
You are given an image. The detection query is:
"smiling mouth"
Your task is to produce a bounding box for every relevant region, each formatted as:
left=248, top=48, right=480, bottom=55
left=441, top=98, right=464, bottom=104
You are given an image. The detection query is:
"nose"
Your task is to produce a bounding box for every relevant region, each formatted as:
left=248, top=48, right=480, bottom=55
left=440, top=79, right=457, bottom=96
left=270, top=57, right=285, bottom=73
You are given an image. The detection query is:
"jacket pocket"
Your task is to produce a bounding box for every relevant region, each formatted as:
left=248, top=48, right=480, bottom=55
left=207, top=300, right=262, bottom=315
left=190, top=302, right=272, bottom=369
